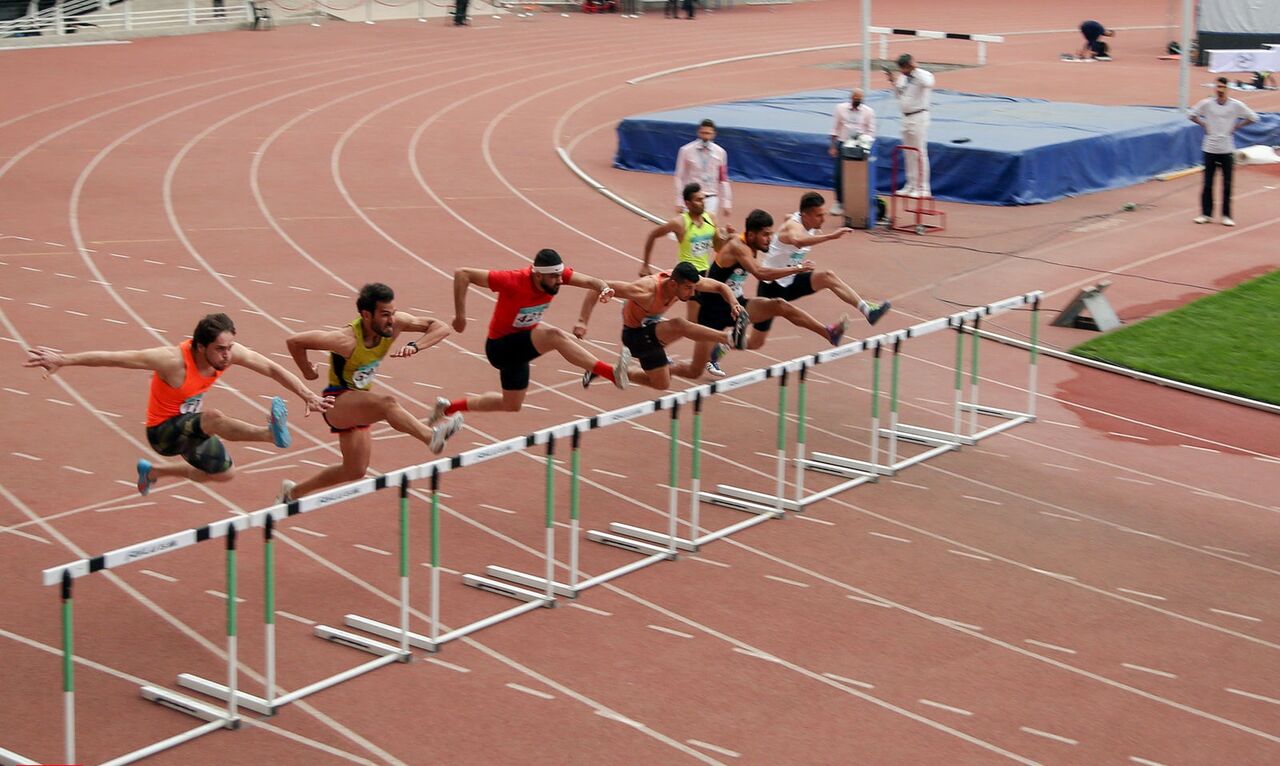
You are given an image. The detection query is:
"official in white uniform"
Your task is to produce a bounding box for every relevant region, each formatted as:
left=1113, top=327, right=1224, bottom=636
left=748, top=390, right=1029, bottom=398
left=885, top=53, right=935, bottom=198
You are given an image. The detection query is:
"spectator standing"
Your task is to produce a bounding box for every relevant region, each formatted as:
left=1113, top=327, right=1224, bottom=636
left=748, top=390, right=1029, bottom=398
left=884, top=53, right=934, bottom=198
left=828, top=88, right=876, bottom=216
left=1190, top=77, right=1258, bottom=227
left=673, top=119, right=732, bottom=221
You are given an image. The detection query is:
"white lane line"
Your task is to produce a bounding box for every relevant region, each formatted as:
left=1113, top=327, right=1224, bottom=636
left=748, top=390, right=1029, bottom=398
left=1119, top=527, right=1162, bottom=539
left=1180, top=444, right=1219, bottom=454
left=687, top=739, right=740, bottom=758
left=1039, top=511, right=1080, bottom=521
left=1209, top=608, right=1261, bottom=623
left=177, top=265, right=199, bottom=272
left=764, top=575, right=810, bottom=589
left=103, top=318, right=127, bottom=325
left=647, top=625, right=695, bottom=639
left=938, top=618, right=984, bottom=632
left=822, top=672, right=874, bottom=689
left=243, top=446, right=274, bottom=455
left=689, top=556, right=730, bottom=568
left=1020, top=726, right=1078, bottom=745
left=595, top=710, right=645, bottom=728
left=290, top=527, right=326, bottom=538
left=328, top=292, right=350, bottom=299
left=1129, top=757, right=1169, bottom=766
left=918, top=397, right=949, bottom=406
left=275, top=610, right=316, bottom=626
left=1043, top=419, right=1079, bottom=428
left=479, top=503, right=516, bottom=515
left=64, top=310, right=88, bottom=317
left=123, top=286, right=147, bottom=293
left=200, top=300, right=224, bottom=308
left=12, top=452, right=40, bottom=461
left=143, top=259, right=165, bottom=265
left=847, top=595, right=893, bottom=609
left=1225, top=687, right=1280, bottom=706
left=162, top=293, right=184, bottom=300
left=918, top=699, right=973, bottom=717
left=522, top=403, right=549, bottom=412
left=1122, top=663, right=1178, bottom=679
left=206, top=589, right=246, bottom=604
left=425, top=657, right=470, bottom=673
left=171, top=494, right=203, bottom=505
left=251, top=278, right=273, bottom=285
left=6, top=527, right=49, bottom=544
left=46, top=398, right=74, bottom=407
left=1116, top=588, right=1167, bottom=602
left=1024, top=638, right=1076, bottom=655
left=506, top=683, right=554, bottom=701
left=62, top=465, right=93, bottom=475
left=868, top=531, right=911, bottom=543
left=1110, top=432, right=1149, bottom=441
left=592, top=468, right=628, bottom=479
left=1029, top=567, right=1077, bottom=581
left=1201, top=545, right=1249, bottom=557
left=962, top=495, right=1002, bottom=506
left=93, top=501, right=154, bottom=514
left=354, top=544, right=391, bottom=556
left=300, top=459, right=329, bottom=468
left=567, top=602, right=612, bottom=617
left=412, top=381, right=442, bottom=390
left=140, top=569, right=177, bottom=583
left=1042, top=463, right=1079, bottom=471
left=890, top=480, right=928, bottom=490
left=1254, top=455, right=1280, bottom=465
left=4, top=387, right=28, bottom=396
left=732, top=647, right=780, bottom=663
left=54, top=272, right=76, bottom=279
left=282, top=317, right=305, bottom=324
left=971, top=448, right=1007, bottom=458
left=948, top=549, right=991, bottom=562
left=95, top=409, right=122, bottom=419
left=794, top=515, right=835, bottom=526
left=288, top=285, right=312, bottom=292
left=245, top=464, right=296, bottom=475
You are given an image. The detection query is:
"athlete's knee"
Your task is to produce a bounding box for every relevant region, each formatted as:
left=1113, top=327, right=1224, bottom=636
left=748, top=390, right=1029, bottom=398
left=199, top=408, right=225, bottom=430
left=206, top=464, right=236, bottom=482
left=337, top=463, right=367, bottom=482
left=371, top=392, right=397, bottom=412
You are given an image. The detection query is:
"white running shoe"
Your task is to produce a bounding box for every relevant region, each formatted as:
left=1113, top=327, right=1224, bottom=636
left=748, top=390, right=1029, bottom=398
left=1193, top=215, right=1210, bottom=224
left=1222, top=217, right=1235, bottom=227
left=429, top=414, right=464, bottom=455
left=428, top=396, right=449, bottom=426
left=276, top=479, right=296, bottom=504
left=612, top=346, right=632, bottom=390
left=705, top=360, right=727, bottom=378
left=830, top=203, right=844, bottom=216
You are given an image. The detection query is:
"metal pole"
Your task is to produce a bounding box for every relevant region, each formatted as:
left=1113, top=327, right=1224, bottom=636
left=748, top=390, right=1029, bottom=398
left=773, top=371, right=788, bottom=518
left=225, top=525, right=239, bottom=724
left=1028, top=297, right=1040, bottom=418
left=263, top=515, right=276, bottom=709
left=61, top=571, right=75, bottom=765
left=667, top=402, right=681, bottom=554
left=793, top=364, right=808, bottom=507
left=429, top=467, right=441, bottom=644
left=398, top=475, right=411, bottom=655
left=569, top=428, right=582, bottom=588
left=860, top=0, right=871, bottom=94
left=869, top=343, right=881, bottom=469
left=544, top=436, right=556, bottom=602
left=689, top=393, right=703, bottom=545
left=1179, top=0, right=1192, bottom=110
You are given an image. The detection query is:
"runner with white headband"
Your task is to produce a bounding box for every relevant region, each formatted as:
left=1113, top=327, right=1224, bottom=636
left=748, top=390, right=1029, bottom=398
left=427, top=248, right=635, bottom=419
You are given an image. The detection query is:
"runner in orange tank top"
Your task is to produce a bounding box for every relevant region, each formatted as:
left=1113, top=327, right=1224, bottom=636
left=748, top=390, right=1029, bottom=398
left=24, top=313, right=332, bottom=495
left=575, top=262, right=747, bottom=391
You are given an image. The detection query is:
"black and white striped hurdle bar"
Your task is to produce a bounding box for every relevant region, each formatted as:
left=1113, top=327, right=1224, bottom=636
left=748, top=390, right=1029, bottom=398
left=869, top=26, right=1004, bottom=65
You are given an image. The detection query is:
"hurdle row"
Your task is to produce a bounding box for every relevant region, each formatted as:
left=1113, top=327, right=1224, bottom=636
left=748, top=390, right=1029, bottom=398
left=29, top=291, right=1040, bottom=766
left=870, top=26, right=1005, bottom=66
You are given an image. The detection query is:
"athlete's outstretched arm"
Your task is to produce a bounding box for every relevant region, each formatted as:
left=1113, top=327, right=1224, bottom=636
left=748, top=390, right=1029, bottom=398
left=285, top=329, right=355, bottom=380
left=23, top=345, right=177, bottom=377
left=233, top=345, right=333, bottom=414
left=692, top=278, right=742, bottom=318
left=564, top=271, right=615, bottom=302
left=575, top=278, right=645, bottom=337
left=640, top=218, right=683, bottom=276
left=390, top=314, right=451, bottom=358
left=452, top=268, right=490, bottom=333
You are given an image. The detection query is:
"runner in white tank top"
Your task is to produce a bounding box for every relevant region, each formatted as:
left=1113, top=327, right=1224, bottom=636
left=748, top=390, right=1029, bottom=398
left=761, top=211, right=814, bottom=288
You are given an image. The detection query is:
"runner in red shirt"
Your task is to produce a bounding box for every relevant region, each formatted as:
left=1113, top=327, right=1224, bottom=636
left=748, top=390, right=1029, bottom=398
left=429, top=249, right=634, bottom=417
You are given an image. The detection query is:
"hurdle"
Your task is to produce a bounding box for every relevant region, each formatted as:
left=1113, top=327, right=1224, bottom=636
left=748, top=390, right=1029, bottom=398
left=870, top=26, right=1005, bottom=65
left=707, top=293, right=1041, bottom=512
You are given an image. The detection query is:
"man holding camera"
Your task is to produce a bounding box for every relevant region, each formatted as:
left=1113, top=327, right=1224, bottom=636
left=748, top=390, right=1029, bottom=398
left=829, top=88, right=876, bottom=217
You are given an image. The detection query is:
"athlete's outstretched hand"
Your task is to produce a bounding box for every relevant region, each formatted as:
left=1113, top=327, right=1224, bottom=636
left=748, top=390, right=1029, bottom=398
left=597, top=287, right=615, bottom=303
left=23, top=347, right=64, bottom=376
left=572, top=322, right=588, bottom=339
left=304, top=393, right=335, bottom=415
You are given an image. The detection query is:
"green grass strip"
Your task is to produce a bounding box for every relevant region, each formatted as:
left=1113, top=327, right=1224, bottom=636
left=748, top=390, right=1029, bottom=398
left=1071, top=270, right=1280, bottom=405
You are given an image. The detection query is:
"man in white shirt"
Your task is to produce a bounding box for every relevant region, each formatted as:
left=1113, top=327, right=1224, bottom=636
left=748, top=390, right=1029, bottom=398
left=1190, top=77, right=1259, bottom=227
left=884, top=53, right=935, bottom=197
left=829, top=88, right=876, bottom=216
left=674, top=119, right=732, bottom=222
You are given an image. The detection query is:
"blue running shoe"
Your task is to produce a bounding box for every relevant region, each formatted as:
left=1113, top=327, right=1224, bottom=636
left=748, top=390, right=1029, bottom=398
left=865, top=301, right=892, bottom=326
left=136, top=459, right=155, bottom=496
left=268, top=396, right=291, bottom=449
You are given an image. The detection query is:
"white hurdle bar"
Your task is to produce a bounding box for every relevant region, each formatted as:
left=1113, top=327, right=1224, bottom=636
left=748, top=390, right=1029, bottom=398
left=869, top=26, right=1005, bottom=65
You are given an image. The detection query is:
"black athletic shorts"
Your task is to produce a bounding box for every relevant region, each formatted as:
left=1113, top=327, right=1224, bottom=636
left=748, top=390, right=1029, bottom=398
left=697, top=293, right=750, bottom=332
left=485, top=331, right=542, bottom=391
left=621, top=323, right=668, bottom=371
left=754, top=272, right=816, bottom=332
left=146, top=412, right=232, bottom=474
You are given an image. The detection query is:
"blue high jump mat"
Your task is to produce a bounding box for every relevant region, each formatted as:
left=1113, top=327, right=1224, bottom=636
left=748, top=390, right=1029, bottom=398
left=614, top=89, right=1280, bottom=205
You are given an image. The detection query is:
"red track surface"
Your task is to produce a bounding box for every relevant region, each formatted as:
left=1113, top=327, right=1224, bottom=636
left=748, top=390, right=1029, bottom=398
left=1, top=2, right=1277, bottom=764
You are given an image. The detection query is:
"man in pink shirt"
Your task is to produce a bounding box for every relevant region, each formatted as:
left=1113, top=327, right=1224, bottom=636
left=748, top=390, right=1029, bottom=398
left=673, top=119, right=732, bottom=222
left=829, top=88, right=876, bottom=217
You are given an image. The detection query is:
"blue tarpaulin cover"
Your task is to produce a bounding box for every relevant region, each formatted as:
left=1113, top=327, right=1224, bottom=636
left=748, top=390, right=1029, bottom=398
left=614, top=89, right=1280, bottom=205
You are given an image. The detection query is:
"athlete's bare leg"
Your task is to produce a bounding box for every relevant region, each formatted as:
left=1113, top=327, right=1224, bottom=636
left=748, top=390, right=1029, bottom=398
left=288, top=428, right=373, bottom=499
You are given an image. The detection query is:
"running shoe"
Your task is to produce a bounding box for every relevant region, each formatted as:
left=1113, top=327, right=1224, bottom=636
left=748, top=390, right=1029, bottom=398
left=1222, top=217, right=1236, bottom=227
left=1193, top=215, right=1210, bottom=224
left=826, top=313, right=849, bottom=346
left=276, top=479, right=296, bottom=505
left=581, top=368, right=597, bottom=388
left=612, top=346, right=632, bottom=390
left=136, top=458, right=155, bottom=496
left=268, top=396, right=291, bottom=448
left=865, top=301, right=892, bottom=326
left=705, top=360, right=727, bottom=378
left=428, top=396, right=450, bottom=426
left=731, top=309, right=750, bottom=350
left=429, top=413, right=464, bottom=455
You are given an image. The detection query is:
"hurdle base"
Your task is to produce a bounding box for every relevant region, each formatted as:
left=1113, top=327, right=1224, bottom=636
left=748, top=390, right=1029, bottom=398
left=141, top=685, right=239, bottom=728
left=463, top=574, right=558, bottom=606
left=801, top=453, right=887, bottom=479
left=345, top=597, right=549, bottom=653
left=0, top=746, right=33, bottom=766
left=607, top=522, right=698, bottom=552
left=586, top=530, right=679, bottom=559
left=315, top=624, right=412, bottom=658
left=176, top=674, right=274, bottom=716
left=486, top=565, right=578, bottom=597
left=887, top=422, right=973, bottom=447
left=703, top=487, right=790, bottom=515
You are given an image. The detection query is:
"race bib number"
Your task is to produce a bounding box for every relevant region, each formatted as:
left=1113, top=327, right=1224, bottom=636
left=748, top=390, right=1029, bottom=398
left=789, top=246, right=810, bottom=267
left=179, top=394, right=205, bottom=415
left=728, top=269, right=747, bottom=298
left=513, top=303, right=550, bottom=329
left=691, top=236, right=712, bottom=258
left=351, top=361, right=380, bottom=390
